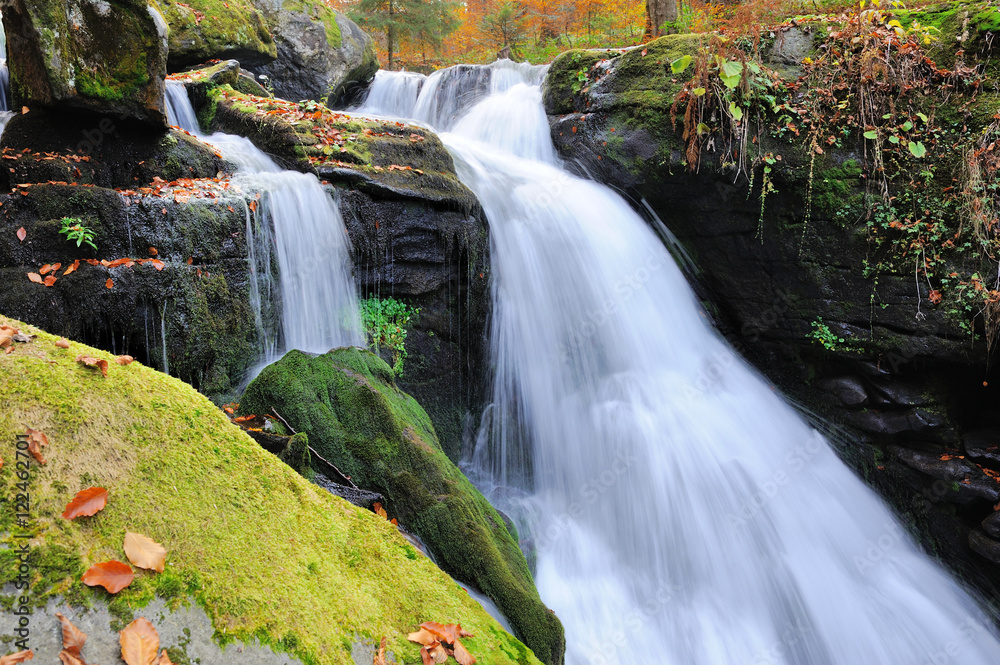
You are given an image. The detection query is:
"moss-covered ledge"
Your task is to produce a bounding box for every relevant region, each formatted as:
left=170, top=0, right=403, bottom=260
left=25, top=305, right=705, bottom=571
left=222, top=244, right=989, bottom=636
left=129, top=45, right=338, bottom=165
left=198, top=85, right=478, bottom=211
left=0, top=317, right=542, bottom=665
left=153, top=0, right=277, bottom=70
left=239, top=348, right=566, bottom=665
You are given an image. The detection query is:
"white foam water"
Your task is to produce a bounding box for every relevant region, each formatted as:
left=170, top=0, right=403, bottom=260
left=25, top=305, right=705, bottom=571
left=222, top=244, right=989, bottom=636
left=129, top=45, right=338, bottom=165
left=361, top=65, right=1000, bottom=664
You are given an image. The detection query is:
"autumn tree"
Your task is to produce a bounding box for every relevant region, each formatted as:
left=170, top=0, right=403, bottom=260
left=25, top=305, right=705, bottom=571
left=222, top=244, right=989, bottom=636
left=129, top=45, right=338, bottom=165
left=479, top=1, right=528, bottom=58
left=645, top=0, right=678, bottom=38
left=349, top=0, right=459, bottom=68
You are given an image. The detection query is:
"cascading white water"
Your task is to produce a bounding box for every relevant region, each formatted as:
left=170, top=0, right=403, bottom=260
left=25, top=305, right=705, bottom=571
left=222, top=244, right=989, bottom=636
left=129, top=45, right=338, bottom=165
left=165, top=82, right=363, bottom=366
left=361, top=64, right=1000, bottom=664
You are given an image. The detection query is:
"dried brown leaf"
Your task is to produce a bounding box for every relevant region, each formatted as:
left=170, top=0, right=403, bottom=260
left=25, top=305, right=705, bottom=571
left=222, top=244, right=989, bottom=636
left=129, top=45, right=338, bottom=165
left=124, top=532, right=167, bottom=572
left=119, top=617, right=158, bottom=665
left=55, top=612, right=87, bottom=656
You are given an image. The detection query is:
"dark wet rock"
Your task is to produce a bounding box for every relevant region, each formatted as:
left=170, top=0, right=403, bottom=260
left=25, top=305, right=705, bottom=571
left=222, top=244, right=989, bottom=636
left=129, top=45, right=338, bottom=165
left=970, top=529, right=1000, bottom=565
left=0, top=108, right=225, bottom=191
left=982, top=511, right=1000, bottom=539
left=3, top=0, right=169, bottom=127
left=0, top=182, right=266, bottom=396
left=890, top=446, right=1000, bottom=504
left=965, top=429, right=1000, bottom=466
left=818, top=376, right=869, bottom=406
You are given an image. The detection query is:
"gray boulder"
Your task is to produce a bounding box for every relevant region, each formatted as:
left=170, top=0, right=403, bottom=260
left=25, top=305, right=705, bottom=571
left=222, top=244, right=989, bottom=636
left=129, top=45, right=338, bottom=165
left=250, top=0, right=378, bottom=105
left=2, top=0, right=169, bottom=127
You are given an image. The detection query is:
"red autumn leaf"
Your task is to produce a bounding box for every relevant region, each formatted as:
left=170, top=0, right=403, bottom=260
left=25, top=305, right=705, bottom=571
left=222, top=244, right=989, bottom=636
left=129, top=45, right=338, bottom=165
left=76, top=354, right=109, bottom=378
left=44, top=275, right=57, bottom=287
left=0, top=649, right=33, bottom=665
left=16, top=227, right=25, bottom=242
left=106, top=278, right=114, bottom=289
left=641, top=48, right=648, bottom=56
left=63, top=260, right=80, bottom=276
left=151, top=259, right=165, bottom=271
left=82, top=560, right=134, bottom=594
left=116, top=355, right=134, bottom=366
left=124, top=532, right=167, bottom=572
left=62, top=487, right=109, bottom=519
left=928, top=289, right=943, bottom=304
left=119, top=617, right=159, bottom=665
left=56, top=338, right=71, bottom=348
left=27, top=272, right=43, bottom=284
left=55, top=612, right=88, bottom=656
left=148, top=247, right=158, bottom=256
left=25, top=427, right=49, bottom=464
left=157, top=650, right=174, bottom=665
left=248, top=200, right=258, bottom=213
left=40, top=264, right=53, bottom=275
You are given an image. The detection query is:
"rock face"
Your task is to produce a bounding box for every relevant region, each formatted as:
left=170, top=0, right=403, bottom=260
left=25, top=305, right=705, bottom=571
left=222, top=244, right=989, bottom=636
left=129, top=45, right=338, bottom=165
left=542, top=6, right=1000, bottom=606
left=239, top=348, right=566, bottom=665
left=3, top=0, right=169, bottom=127
left=0, top=318, right=543, bottom=665
left=154, top=0, right=278, bottom=70
left=249, top=0, right=379, bottom=105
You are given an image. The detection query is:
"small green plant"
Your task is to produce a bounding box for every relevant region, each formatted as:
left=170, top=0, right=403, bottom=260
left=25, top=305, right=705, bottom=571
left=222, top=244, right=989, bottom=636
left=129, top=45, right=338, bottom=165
left=358, top=297, right=420, bottom=376
left=59, top=217, right=97, bottom=251
left=571, top=68, right=589, bottom=94
left=808, top=316, right=847, bottom=351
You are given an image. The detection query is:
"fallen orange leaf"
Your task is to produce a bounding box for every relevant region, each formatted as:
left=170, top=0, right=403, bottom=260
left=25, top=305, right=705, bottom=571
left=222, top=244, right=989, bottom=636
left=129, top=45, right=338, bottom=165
left=27, top=272, right=42, bottom=284
left=24, top=427, right=48, bottom=464
left=116, top=355, right=134, bottom=366
left=54, top=612, right=87, bottom=657
left=56, top=338, right=70, bottom=349
left=106, top=278, right=114, bottom=289
left=82, top=560, right=134, bottom=594
left=62, top=487, right=109, bottom=519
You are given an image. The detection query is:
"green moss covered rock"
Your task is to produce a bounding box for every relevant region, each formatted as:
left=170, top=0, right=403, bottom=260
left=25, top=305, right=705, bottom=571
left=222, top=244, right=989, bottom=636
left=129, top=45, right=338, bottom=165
left=202, top=85, right=478, bottom=210
left=0, top=317, right=543, bottom=665
left=153, top=0, right=278, bottom=70
left=2, top=0, right=169, bottom=127
left=240, top=348, right=565, bottom=665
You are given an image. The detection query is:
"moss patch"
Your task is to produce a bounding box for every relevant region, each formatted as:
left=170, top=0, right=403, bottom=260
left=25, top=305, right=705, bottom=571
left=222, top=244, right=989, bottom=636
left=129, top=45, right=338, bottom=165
left=0, top=317, right=540, bottom=665
left=239, top=348, right=565, bottom=665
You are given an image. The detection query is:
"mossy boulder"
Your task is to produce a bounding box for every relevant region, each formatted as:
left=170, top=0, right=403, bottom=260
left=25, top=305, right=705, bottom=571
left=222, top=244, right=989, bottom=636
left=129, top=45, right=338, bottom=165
left=0, top=316, right=544, bottom=665
left=240, top=348, right=566, bottom=665
left=153, top=0, right=278, bottom=70
left=249, top=0, right=378, bottom=106
left=3, top=0, right=169, bottom=127
left=202, top=85, right=478, bottom=210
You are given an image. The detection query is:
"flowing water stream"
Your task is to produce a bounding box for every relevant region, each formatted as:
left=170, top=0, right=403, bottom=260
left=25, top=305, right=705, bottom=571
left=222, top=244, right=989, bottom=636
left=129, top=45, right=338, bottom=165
left=357, top=64, right=1000, bottom=664
left=166, top=82, right=362, bottom=370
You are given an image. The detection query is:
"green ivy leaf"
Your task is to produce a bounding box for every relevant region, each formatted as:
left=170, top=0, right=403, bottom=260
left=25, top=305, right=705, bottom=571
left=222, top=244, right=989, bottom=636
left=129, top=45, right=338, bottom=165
left=693, top=87, right=707, bottom=96
left=888, top=135, right=900, bottom=144
left=909, top=141, right=927, bottom=158
left=720, top=73, right=742, bottom=89
left=671, top=55, right=693, bottom=74
left=863, top=130, right=878, bottom=139
left=729, top=102, right=744, bottom=121
left=900, top=120, right=913, bottom=131
left=696, top=122, right=710, bottom=135
left=916, top=112, right=929, bottom=123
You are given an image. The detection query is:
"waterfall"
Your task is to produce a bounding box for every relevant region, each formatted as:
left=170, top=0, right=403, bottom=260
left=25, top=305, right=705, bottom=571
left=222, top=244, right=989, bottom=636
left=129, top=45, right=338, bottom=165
left=364, top=65, right=1000, bottom=664
left=165, top=81, right=363, bottom=368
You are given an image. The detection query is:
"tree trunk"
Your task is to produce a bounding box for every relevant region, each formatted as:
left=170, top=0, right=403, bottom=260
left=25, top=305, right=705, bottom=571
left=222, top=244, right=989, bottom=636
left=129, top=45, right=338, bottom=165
left=387, top=0, right=396, bottom=69
left=644, top=0, right=678, bottom=39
